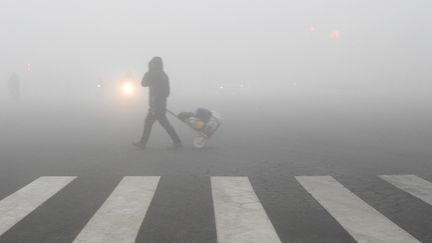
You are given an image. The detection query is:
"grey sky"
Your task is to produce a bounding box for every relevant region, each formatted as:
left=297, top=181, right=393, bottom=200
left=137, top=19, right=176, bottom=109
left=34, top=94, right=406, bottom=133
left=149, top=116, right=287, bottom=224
left=1, top=0, right=431, bottom=90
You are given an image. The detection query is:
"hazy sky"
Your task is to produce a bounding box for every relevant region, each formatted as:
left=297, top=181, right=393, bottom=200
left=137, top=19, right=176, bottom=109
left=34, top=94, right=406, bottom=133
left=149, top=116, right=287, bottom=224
left=1, top=0, right=431, bottom=91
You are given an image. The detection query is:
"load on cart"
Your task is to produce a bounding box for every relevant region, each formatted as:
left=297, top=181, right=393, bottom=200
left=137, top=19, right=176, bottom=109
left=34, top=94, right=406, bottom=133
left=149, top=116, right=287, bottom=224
left=167, top=108, right=222, bottom=148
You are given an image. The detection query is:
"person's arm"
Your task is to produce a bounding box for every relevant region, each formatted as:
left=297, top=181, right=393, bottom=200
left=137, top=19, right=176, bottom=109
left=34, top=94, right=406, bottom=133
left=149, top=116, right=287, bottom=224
left=141, top=72, right=151, bottom=87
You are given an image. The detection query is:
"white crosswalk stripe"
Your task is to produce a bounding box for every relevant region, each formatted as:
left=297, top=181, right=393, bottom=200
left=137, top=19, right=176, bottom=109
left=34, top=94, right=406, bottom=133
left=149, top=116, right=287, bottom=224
left=1, top=175, right=432, bottom=242
left=0, top=176, right=76, bottom=236
left=211, top=176, right=281, bottom=243
left=380, top=175, right=432, bottom=206
left=73, top=176, right=160, bottom=243
left=296, top=176, right=420, bottom=243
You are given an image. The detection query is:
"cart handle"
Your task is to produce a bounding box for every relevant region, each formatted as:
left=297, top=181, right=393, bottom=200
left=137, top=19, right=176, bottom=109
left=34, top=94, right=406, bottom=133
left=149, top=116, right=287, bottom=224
left=166, top=109, right=178, bottom=118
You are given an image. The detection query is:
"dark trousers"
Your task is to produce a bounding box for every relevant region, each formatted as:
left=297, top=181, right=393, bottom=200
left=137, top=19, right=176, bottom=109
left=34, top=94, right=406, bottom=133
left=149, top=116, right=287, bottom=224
left=140, top=108, right=181, bottom=146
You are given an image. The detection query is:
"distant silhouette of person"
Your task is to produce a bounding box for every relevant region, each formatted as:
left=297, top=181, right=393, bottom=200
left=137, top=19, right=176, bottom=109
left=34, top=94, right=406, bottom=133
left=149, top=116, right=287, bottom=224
left=8, top=72, right=20, bottom=103
left=134, top=57, right=182, bottom=150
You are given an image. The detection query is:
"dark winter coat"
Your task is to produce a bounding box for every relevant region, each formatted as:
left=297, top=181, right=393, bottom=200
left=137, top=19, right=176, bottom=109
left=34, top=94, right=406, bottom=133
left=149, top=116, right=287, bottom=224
left=142, top=57, right=170, bottom=111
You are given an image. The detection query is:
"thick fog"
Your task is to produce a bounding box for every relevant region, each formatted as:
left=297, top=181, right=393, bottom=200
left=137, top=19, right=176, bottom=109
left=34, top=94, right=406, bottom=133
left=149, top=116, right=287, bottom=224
left=1, top=0, right=431, bottom=165
left=1, top=3, right=432, bottom=242
left=1, top=0, right=432, bottom=99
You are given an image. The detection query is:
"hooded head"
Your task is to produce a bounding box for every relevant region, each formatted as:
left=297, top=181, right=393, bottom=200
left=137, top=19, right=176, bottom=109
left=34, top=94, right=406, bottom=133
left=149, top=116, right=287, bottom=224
left=148, top=56, right=163, bottom=71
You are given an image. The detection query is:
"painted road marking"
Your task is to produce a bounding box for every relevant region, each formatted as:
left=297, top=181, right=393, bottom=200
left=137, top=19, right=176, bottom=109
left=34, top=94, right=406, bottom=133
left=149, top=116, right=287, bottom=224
left=0, top=176, right=76, bottom=235
left=380, top=175, right=432, bottom=206
left=211, top=177, right=281, bottom=243
left=73, top=176, right=159, bottom=243
left=296, top=176, right=419, bottom=243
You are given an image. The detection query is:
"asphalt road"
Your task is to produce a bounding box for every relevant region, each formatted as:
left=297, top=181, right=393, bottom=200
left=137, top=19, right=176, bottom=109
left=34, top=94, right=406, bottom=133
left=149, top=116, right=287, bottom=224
left=0, top=90, right=431, bottom=242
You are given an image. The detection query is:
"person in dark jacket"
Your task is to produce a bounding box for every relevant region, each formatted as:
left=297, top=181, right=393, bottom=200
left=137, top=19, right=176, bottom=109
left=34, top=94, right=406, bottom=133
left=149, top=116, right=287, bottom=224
left=133, top=57, right=182, bottom=150
left=8, top=72, right=21, bottom=103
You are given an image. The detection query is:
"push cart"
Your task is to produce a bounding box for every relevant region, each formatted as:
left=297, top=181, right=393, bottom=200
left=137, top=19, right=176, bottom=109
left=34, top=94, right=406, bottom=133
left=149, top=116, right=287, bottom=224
left=167, top=108, right=222, bottom=148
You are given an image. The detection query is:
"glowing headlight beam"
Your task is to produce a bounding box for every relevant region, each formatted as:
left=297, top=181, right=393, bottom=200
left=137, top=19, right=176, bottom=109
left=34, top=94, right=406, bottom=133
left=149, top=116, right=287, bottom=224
left=122, top=82, right=135, bottom=96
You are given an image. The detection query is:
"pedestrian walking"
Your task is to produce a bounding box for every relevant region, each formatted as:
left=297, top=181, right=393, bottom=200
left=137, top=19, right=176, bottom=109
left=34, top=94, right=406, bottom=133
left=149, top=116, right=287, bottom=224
left=133, top=57, right=182, bottom=150
left=8, top=72, right=20, bottom=103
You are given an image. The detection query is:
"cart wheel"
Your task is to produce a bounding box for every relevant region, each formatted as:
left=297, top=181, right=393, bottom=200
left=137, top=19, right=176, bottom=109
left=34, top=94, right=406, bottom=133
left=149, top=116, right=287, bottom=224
left=193, top=136, right=207, bottom=148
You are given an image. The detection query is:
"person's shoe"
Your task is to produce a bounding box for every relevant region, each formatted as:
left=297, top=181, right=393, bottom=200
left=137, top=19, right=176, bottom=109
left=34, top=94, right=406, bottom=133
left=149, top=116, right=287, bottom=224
left=132, top=141, right=146, bottom=150
left=167, top=142, right=183, bottom=150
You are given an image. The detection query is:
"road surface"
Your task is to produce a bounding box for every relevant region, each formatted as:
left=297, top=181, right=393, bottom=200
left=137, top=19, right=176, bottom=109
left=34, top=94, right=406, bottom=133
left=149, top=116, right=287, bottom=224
left=1, top=90, right=431, bottom=242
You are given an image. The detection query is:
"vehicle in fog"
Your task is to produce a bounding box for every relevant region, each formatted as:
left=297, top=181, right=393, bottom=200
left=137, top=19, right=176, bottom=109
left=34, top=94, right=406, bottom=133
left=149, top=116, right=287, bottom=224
left=95, top=77, right=105, bottom=98
left=216, top=81, right=245, bottom=96
left=117, top=72, right=139, bottom=101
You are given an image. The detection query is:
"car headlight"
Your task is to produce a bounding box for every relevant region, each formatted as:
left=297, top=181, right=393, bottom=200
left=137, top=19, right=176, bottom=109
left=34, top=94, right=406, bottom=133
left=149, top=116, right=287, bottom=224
left=121, top=82, right=135, bottom=97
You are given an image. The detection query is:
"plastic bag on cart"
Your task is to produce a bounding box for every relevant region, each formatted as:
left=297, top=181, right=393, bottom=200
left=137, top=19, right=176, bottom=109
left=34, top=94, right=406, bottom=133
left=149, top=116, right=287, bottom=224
left=176, top=108, right=221, bottom=135
left=195, top=108, right=212, bottom=123
left=187, top=117, right=205, bottom=130
left=202, top=111, right=221, bottom=136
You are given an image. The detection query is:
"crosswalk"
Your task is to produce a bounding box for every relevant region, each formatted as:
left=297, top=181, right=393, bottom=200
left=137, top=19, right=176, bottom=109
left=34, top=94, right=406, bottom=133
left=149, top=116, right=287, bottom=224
left=211, top=177, right=281, bottom=243
left=1, top=175, right=432, bottom=242
left=379, top=175, right=432, bottom=206
left=73, top=177, right=159, bottom=243
left=0, top=176, right=76, bottom=236
left=296, top=176, right=419, bottom=243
